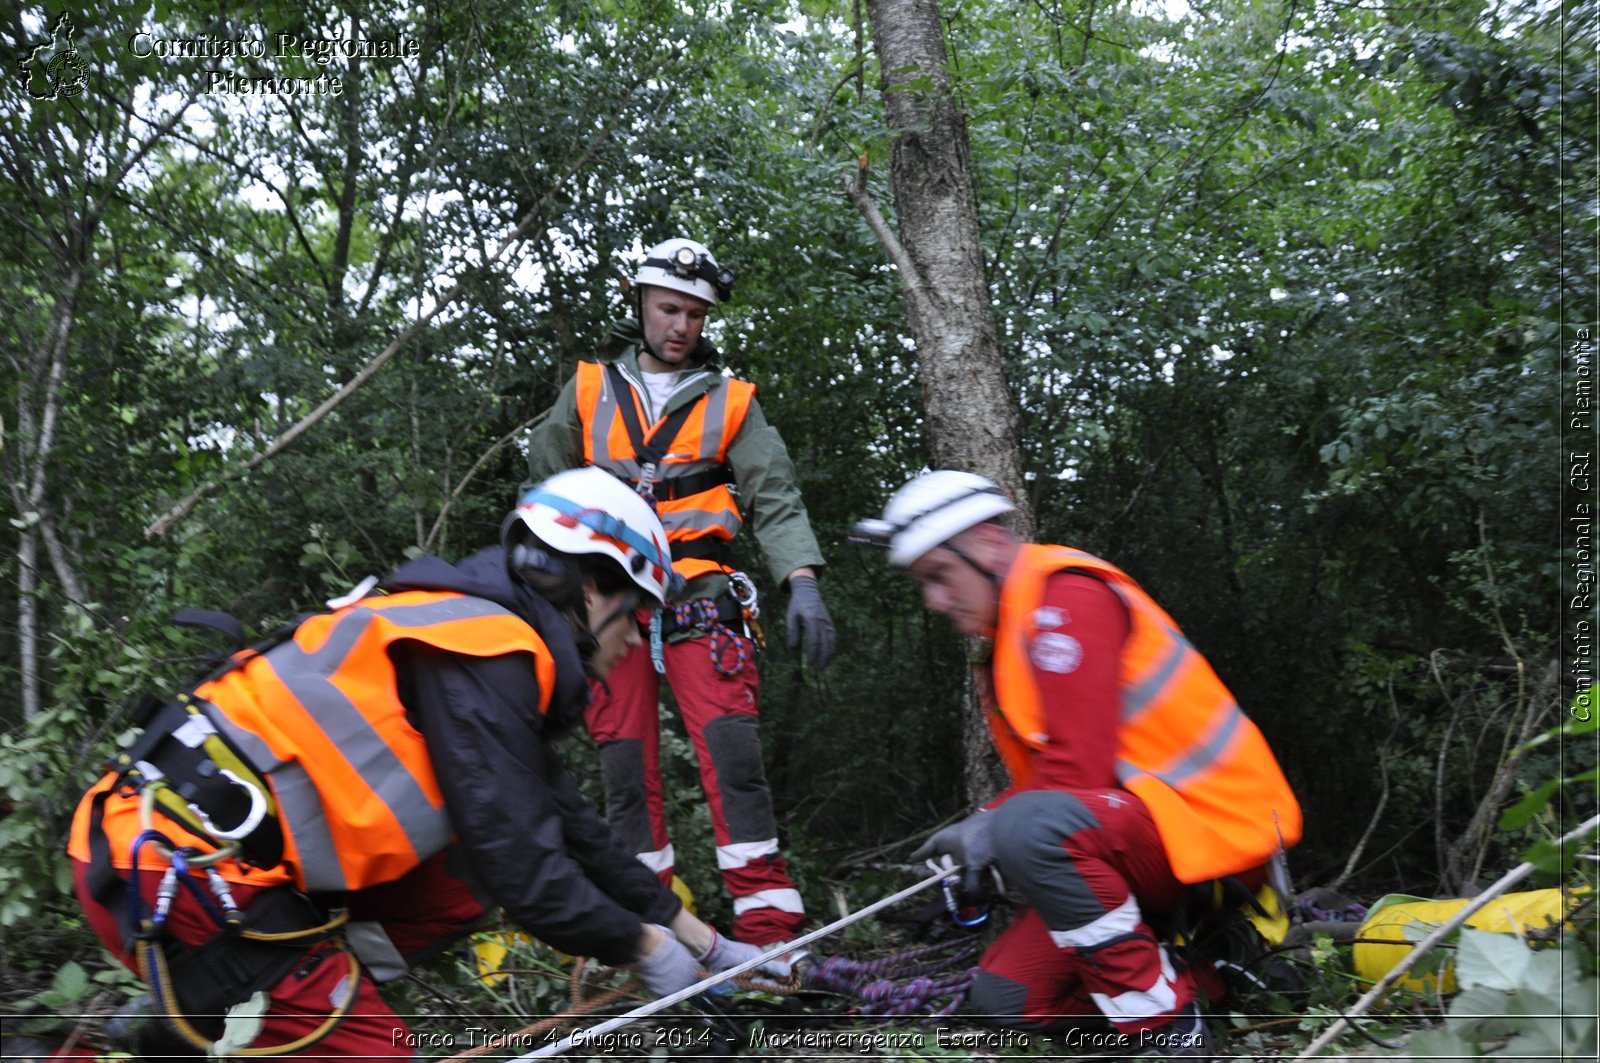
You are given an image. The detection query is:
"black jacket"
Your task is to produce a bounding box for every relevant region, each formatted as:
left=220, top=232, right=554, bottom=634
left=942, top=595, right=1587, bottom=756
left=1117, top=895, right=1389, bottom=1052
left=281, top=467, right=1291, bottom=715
left=381, top=548, right=680, bottom=965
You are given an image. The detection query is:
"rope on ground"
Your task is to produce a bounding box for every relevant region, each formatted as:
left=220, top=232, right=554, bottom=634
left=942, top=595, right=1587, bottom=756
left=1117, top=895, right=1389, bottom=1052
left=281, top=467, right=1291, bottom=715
left=805, top=938, right=981, bottom=1018
left=446, top=959, right=636, bottom=1061
left=444, top=957, right=803, bottom=1061
left=514, top=868, right=952, bottom=1060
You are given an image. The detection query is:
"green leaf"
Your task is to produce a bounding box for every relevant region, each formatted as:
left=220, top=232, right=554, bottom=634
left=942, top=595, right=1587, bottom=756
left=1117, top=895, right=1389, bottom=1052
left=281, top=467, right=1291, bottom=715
left=1499, top=778, right=1561, bottom=830
left=50, top=961, right=90, bottom=1004
left=1455, top=927, right=1531, bottom=992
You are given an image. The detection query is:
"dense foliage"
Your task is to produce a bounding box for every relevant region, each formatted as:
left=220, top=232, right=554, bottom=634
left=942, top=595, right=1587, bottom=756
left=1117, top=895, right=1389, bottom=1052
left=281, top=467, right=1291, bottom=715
left=2, top=0, right=1593, bottom=1050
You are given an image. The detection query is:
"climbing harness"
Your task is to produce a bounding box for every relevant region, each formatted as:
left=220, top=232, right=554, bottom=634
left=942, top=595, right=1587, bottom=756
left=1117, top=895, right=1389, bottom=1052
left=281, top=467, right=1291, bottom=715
left=122, top=822, right=358, bottom=1056
left=86, top=612, right=364, bottom=1056
left=111, top=693, right=283, bottom=868
left=516, top=867, right=955, bottom=1059
left=646, top=574, right=764, bottom=677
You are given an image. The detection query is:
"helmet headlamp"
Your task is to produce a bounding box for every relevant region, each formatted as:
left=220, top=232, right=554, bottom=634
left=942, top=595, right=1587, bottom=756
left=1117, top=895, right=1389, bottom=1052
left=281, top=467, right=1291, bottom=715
left=847, top=518, right=897, bottom=549
left=644, top=249, right=735, bottom=303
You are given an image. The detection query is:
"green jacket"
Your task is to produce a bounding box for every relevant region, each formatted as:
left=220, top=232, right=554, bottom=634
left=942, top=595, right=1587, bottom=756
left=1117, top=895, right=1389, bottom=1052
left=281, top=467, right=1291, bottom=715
left=525, top=335, right=825, bottom=606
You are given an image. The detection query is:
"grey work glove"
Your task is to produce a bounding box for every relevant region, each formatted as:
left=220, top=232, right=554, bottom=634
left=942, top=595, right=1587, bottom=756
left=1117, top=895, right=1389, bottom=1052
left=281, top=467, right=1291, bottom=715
left=632, top=925, right=703, bottom=998
left=697, top=929, right=796, bottom=981
left=910, top=811, right=995, bottom=873
left=786, top=574, right=837, bottom=669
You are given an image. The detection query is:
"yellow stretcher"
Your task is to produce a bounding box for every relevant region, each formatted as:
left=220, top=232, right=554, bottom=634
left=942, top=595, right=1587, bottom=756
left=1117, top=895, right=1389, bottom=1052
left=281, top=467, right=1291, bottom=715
left=1352, top=887, right=1586, bottom=994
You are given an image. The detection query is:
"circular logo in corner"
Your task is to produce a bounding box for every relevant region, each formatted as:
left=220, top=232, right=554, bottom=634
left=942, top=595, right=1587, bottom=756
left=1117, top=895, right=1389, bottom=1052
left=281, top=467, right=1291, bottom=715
left=20, top=12, right=89, bottom=101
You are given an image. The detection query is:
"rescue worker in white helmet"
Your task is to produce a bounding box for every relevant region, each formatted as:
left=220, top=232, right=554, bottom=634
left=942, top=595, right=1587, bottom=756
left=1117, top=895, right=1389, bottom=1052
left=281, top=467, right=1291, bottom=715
left=526, top=235, right=832, bottom=949
left=68, top=468, right=789, bottom=1058
left=853, top=470, right=1303, bottom=1058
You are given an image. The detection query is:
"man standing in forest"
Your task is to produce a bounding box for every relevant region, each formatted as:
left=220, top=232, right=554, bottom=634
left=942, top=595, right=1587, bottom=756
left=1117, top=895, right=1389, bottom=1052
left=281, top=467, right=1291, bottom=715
left=852, top=470, right=1301, bottom=1055
left=526, top=235, right=835, bottom=947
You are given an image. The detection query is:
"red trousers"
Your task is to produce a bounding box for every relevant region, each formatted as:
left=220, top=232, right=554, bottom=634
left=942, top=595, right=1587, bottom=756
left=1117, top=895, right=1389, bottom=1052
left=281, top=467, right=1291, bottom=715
left=586, top=636, right=803, bottom=944
left=970, top=789, right=1198, bottom=1034
left=73, top=852, right=485, bottom=1059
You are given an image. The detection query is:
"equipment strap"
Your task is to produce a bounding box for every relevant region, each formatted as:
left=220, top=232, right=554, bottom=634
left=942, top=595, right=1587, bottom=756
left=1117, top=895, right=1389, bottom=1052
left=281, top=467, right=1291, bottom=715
left=606, top=364, right=703, bottom=494
left=643, top=466, right=735, bottom=501
left=657, top=593, right=743, bottom=637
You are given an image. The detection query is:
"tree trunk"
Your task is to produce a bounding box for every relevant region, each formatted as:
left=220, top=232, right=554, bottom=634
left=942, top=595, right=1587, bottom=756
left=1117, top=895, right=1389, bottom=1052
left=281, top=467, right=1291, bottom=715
left=863, top=0, right=1031, bottom=511
left=857, top=0, right=1035, bottom=802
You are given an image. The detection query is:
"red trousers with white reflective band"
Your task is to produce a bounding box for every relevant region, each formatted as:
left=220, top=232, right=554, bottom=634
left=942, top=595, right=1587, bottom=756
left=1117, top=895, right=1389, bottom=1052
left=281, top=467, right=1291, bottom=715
left=586, top=635, right=803, bottom=944
left=970, top=788, right=1195, bottom=1034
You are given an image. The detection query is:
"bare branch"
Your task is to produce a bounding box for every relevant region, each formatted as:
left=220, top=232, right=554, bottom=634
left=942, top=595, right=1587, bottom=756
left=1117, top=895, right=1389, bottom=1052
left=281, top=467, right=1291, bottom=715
left=423, top=410, right=549, bottom=552
left=144, top=92, right=641, bottom=540
left=841, top=164, right=929, bottom=312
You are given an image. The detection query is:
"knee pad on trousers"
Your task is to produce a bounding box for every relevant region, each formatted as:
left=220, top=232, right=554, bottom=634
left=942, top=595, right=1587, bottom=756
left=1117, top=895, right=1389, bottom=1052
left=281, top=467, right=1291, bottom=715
left=702, top=715, right=777, bottom=843
left=598, top=739, right=654, bottom=853
left=968, top=967, right=1032, bottom=1024
left=991, top=791, right=1107, bottom=930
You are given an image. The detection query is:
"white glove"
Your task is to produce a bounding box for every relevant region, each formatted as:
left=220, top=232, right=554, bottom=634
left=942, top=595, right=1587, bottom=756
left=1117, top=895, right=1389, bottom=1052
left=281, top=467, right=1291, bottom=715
left=632, top=925, right=703, bottom=998
left=697, top=929, right=796, bottom=981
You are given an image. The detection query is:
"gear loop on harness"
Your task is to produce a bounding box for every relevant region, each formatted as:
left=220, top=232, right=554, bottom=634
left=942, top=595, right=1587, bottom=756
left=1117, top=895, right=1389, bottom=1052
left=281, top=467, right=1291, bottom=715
left=668, top=596, right=754, bottom=677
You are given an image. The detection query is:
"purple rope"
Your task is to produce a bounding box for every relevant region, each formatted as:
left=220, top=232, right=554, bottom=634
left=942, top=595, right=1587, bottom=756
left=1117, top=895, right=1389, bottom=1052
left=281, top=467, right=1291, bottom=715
left=805, top=939, right=980, bottom=1017
left=671, top=598, right=751, bottom=677
left=1294, top=898, right=1370, bottom=923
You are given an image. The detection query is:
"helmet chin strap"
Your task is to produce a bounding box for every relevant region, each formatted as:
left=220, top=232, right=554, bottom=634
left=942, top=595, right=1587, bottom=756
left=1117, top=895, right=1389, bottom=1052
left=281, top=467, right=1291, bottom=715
left=941, top=538, right=1003, bottom=590
left=578, top=598, right=641, bottom=680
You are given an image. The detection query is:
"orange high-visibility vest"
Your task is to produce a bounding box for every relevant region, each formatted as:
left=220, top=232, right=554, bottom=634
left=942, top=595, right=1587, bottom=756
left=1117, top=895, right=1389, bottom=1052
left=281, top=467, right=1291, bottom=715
left=70, top=591, right=555, bottom=892
left=987, top=544, right=1302, bottom=883
left=574, top=360, right=755, bottom=581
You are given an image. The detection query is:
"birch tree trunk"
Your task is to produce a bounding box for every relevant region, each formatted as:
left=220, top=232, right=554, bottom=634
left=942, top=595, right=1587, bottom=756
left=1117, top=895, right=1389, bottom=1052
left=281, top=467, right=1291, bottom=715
left=851, top=0, right=1035, bottom=801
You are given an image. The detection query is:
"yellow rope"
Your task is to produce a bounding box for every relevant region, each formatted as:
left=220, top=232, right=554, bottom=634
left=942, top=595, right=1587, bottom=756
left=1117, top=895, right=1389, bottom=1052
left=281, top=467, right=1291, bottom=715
left=138, top=937, right=361, bottom=1056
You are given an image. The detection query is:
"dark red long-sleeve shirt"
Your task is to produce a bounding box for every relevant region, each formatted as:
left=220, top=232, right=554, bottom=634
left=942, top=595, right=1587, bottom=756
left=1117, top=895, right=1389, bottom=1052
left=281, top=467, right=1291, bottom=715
left=987, top=570, right=1130, bottom=805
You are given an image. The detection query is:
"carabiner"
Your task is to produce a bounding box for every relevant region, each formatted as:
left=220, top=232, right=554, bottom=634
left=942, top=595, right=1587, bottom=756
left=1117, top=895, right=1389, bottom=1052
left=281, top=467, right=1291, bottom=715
left=941, top=872, right=989, bottom=928
left=190, top=769, right=267, bottom=841
left=727, top=571, right=759, bottom=620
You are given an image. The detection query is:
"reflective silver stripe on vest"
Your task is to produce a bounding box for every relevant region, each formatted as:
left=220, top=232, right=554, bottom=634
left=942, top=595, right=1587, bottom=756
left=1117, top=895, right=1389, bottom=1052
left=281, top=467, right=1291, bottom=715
left=1116, top=697, right=1243, bottom=793
left=588, top=371, right=642, bottom=480
left=1121, top=622, right=1200, bottom=725
left=662, top=507, right=741, bottom=538
left=695, top=381, right=729, bottom=461
left=1052, top=553, right=1190, bottom=727
left=211, top=596, right=518, bottom=891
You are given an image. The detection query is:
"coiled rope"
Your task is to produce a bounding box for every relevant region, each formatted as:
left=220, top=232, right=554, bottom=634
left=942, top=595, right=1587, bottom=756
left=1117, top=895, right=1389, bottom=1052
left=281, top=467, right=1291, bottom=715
left=805, top=938, right=980, bottom=1018
left=669, top=598, right=753, bottom=676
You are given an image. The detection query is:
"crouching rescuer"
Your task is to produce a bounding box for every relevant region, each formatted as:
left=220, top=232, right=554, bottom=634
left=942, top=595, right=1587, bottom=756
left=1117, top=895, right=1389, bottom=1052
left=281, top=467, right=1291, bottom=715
left=67, top=468, right=790, bottom=1057
left=852, top=471, right=1303, bottom=1056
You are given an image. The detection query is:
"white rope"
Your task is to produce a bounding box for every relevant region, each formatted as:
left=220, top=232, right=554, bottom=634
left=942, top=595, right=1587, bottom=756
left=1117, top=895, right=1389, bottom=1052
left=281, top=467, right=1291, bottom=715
left=514, top=867, right=952, bottom=1060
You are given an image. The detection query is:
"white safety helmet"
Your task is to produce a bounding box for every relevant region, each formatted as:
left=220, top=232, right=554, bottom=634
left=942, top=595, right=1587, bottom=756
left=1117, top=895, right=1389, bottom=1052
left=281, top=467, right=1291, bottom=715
left=851, top=470, right=1017, bottom=568
left=506, top=467, right=674, bottom=606
left=634, top=237, right=734, bottom=306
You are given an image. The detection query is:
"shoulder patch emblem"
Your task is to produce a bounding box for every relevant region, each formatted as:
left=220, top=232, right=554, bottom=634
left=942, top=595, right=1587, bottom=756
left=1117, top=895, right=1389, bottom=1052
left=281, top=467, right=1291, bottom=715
left=1031, top=632, right=1083, bottom=674
left=1032, top=606, right=1070, bottom=629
